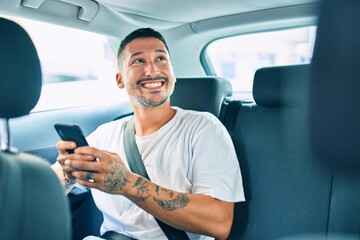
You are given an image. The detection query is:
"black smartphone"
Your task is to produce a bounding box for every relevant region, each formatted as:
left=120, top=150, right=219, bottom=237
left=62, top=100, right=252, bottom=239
left=54, top=123, right=89, bottom=154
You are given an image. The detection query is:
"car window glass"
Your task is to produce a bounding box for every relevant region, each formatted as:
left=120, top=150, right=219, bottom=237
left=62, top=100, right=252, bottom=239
left=5, top=16, right=125, bottom=112
left=204, top=26, right=317, bottom=100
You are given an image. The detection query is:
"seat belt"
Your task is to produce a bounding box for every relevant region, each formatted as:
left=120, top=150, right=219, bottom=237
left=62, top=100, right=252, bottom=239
left=220, top=100, right=242, bottom=137
left=123, top=118, right=190, bottom=240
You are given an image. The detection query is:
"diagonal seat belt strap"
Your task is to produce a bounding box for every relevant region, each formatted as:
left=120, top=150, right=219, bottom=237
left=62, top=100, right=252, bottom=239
left=123, top=118, right=190, bottom=240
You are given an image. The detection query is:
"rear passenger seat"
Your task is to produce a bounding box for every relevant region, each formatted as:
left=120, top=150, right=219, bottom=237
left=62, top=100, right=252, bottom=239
left=227, top=64, right=334, bottom=239
left=226, top=64, right=360, bottom=239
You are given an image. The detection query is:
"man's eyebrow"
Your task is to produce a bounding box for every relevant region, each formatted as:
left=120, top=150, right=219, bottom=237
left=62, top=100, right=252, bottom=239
left=129, top=49, right=167, bottom=59
left=130, top=51, right=143, bottom=58
left=156, top=49, right=167, bottom=54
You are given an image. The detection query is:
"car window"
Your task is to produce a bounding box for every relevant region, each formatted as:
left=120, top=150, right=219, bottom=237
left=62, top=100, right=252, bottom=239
left=5, top=16, right=125, bottom=112
left=203, top=26, right=317, bottom=100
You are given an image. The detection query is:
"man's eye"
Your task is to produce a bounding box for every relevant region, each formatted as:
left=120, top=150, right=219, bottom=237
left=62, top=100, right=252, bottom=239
left=157, top=56, right=167, bottom=62
left=133, top=59, right=144, bottom=64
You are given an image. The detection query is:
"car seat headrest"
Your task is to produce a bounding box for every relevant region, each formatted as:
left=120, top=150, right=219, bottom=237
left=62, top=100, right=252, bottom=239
left=309, top=0, right=360, bottom=170
left=253, top=64, right=310, bottom=108
left=0, top=18, right=42, bottom=118
left=171, top=77, right=232, bottom=117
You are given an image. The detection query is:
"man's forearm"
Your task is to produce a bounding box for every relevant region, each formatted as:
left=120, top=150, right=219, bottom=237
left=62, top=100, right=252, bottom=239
left=62, top=148, right=234, bottom=239
left=124, top=174, right=234, bottom=239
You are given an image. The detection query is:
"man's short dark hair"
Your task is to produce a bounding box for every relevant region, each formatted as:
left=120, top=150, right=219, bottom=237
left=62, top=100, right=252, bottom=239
left=117, top=28, right=170, bottom=60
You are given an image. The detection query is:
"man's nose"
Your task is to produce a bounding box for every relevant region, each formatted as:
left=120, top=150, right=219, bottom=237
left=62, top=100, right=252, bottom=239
left=144, top=62, right=158, bottom=77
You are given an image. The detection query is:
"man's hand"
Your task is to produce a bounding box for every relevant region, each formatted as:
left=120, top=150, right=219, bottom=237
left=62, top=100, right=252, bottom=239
left=62, top=146, right=132, bottom=195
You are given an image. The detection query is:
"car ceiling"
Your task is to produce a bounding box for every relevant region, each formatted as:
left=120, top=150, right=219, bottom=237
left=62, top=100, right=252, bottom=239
left=0, top=0, right=320, bottom=35
left=98, top=0, right=318, bottom=23
left=0, top=0, right=321, bottom=76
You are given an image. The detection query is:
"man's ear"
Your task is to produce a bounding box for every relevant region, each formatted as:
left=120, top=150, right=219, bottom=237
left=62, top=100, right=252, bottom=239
left=116, top=72, right=125, bottom=89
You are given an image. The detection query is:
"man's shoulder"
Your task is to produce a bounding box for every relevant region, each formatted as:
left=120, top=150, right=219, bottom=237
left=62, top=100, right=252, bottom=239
left=179, top=108, right=219, bottom=121
left=177, top=107, right=216, bottom=119
left=175, top=108, right=222, bottom=129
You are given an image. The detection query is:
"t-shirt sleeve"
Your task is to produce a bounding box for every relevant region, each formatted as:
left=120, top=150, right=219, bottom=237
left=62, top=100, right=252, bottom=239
left=191, top=114, right=245, bottom=202
left=86, top=120, right=125, bottom=150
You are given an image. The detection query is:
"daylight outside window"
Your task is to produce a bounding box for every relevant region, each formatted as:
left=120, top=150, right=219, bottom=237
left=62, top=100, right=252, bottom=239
left=9, top=17, right=125, bottom=112
left=204, top=26, right=317, bottom=100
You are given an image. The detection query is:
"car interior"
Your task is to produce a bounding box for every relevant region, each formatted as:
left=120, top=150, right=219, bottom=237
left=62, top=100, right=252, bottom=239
left=0, top=0, right=359, bottom=239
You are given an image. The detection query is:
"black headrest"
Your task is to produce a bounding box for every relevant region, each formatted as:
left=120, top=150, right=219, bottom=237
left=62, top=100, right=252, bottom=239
left=253, top=64, right=310, bottom=108
left=309, top=0, right=360, bottom=169
left=171, top=77, right=232, bottom=117
left=0, top=18, right=42, bottom=118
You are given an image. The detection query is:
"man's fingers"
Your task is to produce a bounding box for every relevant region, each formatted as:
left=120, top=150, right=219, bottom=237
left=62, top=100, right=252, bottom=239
left=58, top=156, right=68, bottom=165
left=56, top=140, right=77, bottom=153
left=72, top=170, right=96, bottom=182
left=64, top=157, right=99, bottom=172
left=76, top=178, right=98, bottom=188
left=74, top=146, right=114, bottom=162
left=102, top=150, right=118, bottom=155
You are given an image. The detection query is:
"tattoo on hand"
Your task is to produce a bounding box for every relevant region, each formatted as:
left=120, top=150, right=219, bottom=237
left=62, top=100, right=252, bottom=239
left=133, top=177, right=189, bottom=211
left=104, top=158, right=129, bottom=192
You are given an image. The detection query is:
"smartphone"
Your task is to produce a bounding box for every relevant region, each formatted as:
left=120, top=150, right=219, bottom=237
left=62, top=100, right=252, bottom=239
left=54, top=123, right=89, bottom=154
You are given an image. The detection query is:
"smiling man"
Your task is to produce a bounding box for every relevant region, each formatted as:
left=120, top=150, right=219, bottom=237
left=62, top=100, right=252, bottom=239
left=54, top=28, right=244, bottom=240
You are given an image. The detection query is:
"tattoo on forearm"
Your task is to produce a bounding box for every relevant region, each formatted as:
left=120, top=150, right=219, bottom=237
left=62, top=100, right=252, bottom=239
left=133, top=177, right=151, bottom=201
left=133, top=177, right=189, bottom=211
left=153, top=193, right=189, bottom=211
left=104, top=158, right=129, bottom=192
left=155, top=185, right=160, bottom=195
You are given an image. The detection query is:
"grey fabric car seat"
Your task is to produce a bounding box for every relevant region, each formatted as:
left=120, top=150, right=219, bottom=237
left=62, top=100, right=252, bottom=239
left=171, top=76, right=232, bottom=117
left=0, top=17, right=71, bottom=240
left=309, top=0, right=360, bottom=171
left=273, top=0, right=360, bottom=239
left=309, top=0, right=360, bottom=237
left=228, top=64, right=334, bottom=239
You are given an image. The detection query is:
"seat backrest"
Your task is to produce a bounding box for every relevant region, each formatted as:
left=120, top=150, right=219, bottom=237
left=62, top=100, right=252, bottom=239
left=0, top=17, right=71, bottom=240
left=252, top=64, right=309, bottom=108
left=0, top=151, right=72, bottom=240
left=308, top=0, right=360, bottom=237
left=309, top=0, right=360, bottom=171
left=171, top=76, right=232, bottom=117
left=228, top=64, right=334, bottom=239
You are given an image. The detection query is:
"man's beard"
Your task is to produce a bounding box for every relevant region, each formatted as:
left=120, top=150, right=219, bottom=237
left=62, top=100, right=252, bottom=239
left=135, top=92, right=170, bottom=108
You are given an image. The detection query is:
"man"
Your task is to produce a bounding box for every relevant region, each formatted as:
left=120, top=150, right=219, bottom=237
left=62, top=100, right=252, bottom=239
left=53, top=28, right=244, bottom=240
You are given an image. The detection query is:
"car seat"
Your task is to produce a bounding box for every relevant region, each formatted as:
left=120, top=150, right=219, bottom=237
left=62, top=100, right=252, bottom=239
left=0, top=17, right=71, bottom=240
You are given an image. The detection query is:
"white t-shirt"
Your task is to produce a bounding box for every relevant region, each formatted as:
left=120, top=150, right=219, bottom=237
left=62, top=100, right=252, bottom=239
left=86, top=107, right=245, bottom=240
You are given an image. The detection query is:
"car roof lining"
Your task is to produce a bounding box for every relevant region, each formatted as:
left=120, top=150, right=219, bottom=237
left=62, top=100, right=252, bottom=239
left=96, top=0, right=320, bottom=23
left=0, top=0, right=319, bottom=38
left=0, top=0, right=320, bottom=77
left=190, top=3, right=319, bottom=36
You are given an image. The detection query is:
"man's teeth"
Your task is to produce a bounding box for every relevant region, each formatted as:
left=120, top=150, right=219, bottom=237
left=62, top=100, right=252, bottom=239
left=143, top=82, right=162, bottom=88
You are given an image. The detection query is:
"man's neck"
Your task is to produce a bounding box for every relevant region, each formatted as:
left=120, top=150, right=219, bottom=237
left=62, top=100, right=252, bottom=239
left=132, top=101, right=176, bottom=136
